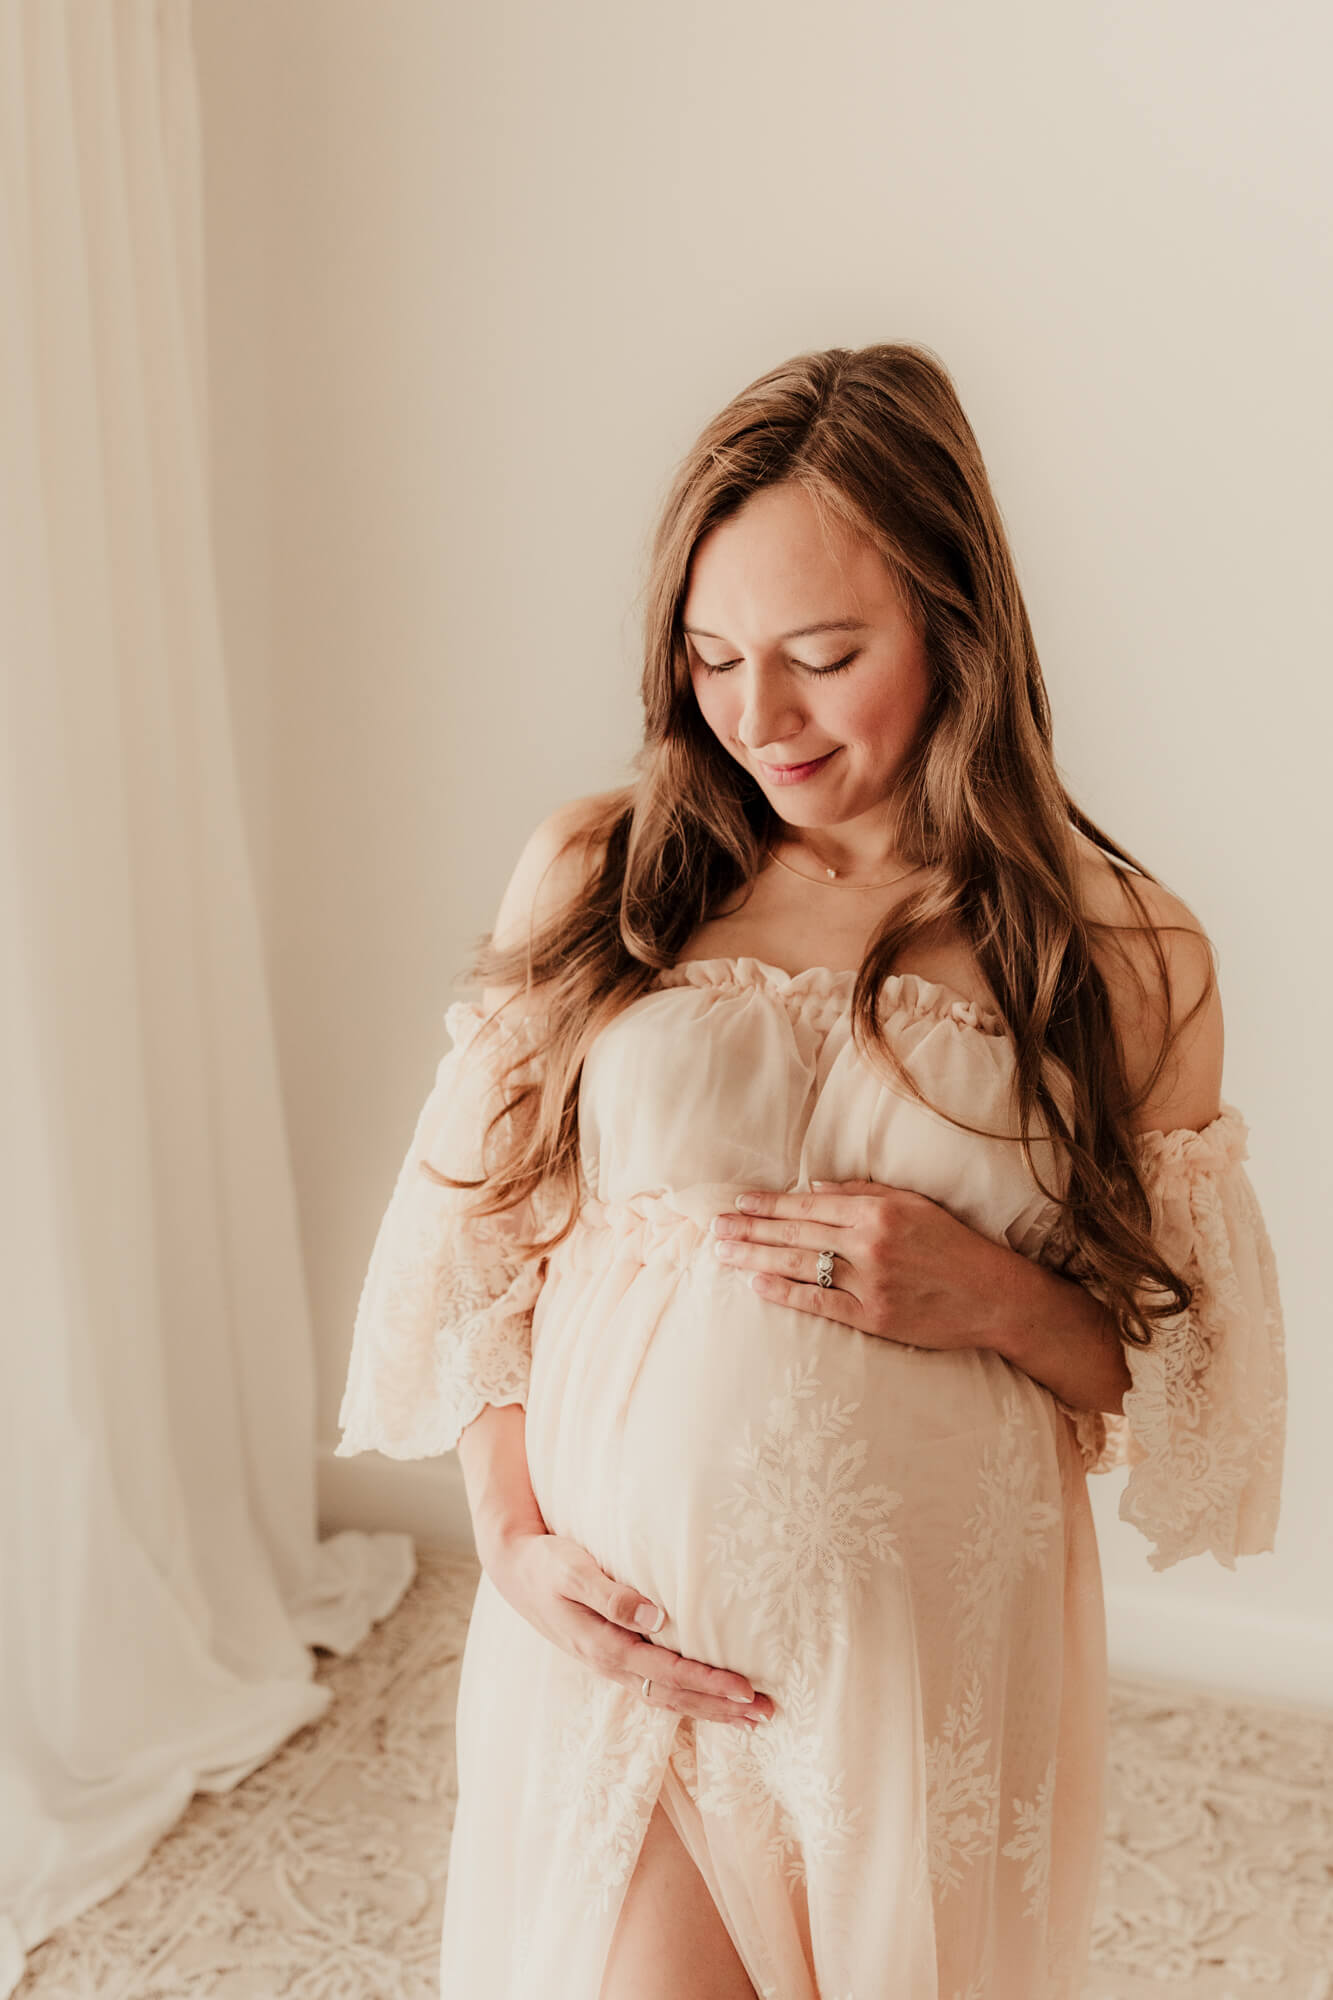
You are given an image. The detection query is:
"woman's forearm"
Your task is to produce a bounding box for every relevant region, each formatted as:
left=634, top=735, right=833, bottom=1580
left=982, top=1241, right=1133, bottom=1415
left=456, top=1402, right=548, bottom=1562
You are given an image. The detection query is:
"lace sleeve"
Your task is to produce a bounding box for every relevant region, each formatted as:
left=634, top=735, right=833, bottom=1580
left=334, top=998, right=554, bottom=1460
left=1052, top=1102, right=1288, bottom=1571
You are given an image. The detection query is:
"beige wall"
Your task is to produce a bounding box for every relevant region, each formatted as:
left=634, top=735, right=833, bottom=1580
left=194, top=0, right=1331, bottom=1702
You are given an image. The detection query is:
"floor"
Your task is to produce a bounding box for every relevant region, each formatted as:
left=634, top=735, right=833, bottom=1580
left=16, top=1547, right=1333, bottom=1999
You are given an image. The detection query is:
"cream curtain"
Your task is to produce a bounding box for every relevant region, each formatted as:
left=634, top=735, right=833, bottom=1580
left=0, top=4, right=413, bottom=1990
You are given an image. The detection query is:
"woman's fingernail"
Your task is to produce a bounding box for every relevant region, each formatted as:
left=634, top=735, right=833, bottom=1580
left=634, top=1603, right=666, bottom=1633
left=734, top=1193, right=760, bottom=1210
left=725, top=1690, right=757, bottom=1703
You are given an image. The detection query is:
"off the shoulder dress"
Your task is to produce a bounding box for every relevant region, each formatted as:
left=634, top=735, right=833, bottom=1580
left=336, top=956, right=1287, bottom=2000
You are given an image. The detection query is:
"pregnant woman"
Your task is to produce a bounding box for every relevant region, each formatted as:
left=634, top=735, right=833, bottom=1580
left=336, top=343, right=1287, bottom=2000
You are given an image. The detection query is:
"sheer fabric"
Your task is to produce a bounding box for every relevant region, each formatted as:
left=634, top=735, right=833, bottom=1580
left=0, top=7, right=412, bottom=1987
left=1047, top=1105, right=1286, bottom=1571
left=336, top=1000, right=553, bottom=1460
left=336, top=957, right=1286, bottom=1999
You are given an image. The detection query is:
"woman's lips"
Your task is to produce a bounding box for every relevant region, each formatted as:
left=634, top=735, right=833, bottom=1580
left=755, top=748, right=839, bottom=785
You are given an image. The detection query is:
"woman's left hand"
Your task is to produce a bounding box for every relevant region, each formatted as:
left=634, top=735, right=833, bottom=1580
left=710, top=1179, right=1011, bottom=1354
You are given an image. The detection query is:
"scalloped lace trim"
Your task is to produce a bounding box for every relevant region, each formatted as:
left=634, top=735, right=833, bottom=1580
left=1052, top=1104, right=1287, bottom=1571
left=336, top=998, right=553, bottom=1460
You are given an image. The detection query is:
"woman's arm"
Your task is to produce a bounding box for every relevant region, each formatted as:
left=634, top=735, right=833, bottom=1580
left=452, top=797, right=613, bottom=1561
left=456, top=1402, right=549, bottom=1567
left=989, top=869, right=1225, bottom=1415
left=983, top=1250, right=1132, bottom=1413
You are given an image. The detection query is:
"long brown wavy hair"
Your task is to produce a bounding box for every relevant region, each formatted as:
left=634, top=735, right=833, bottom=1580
left=424, top=341, right=1216, bottom=1349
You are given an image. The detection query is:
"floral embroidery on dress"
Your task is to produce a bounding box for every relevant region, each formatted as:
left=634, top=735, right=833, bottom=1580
left=336, top=999, right=556, bottom=1459
left=692, top=1659, right=864, bottom=1887
left=1046, top=1105, right=1286, bottom=1572
left=1002, top=1754, right=1057, bottom=1926
left=706, top=1354, right=904, bottom=1667
left=947, top=1384, right=1061, bottom=1667
left=692, top=1729, right=806, bottom=1889
left=924, top=1390, right=1059, bottom=1908
left=426, top=1254, right=542, bottom=1438
left=541, top=1673, right=676, bottom=1913
left=924, top=1672, right=1001, bottom=1899
left=684, top=1357, right=906, bottom=1885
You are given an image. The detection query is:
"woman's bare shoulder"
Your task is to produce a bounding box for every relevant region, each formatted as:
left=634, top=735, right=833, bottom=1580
left=1070, top=826, right=1208, bottom=958
left=484, top=789, right=627, bottom=1008
left=1070, top=829, right=1223, bottom=1132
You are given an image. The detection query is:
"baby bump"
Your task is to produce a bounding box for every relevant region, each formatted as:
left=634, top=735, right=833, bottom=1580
left=522, top=1195, right=1065, bottom=1695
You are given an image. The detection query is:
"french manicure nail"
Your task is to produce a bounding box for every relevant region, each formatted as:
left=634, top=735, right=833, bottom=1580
left=634, top=1603, right=666, bottom=1633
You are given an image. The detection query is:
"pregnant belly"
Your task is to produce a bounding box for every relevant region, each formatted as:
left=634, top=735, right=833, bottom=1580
left=522, top=1188, right=1062, bottom=1696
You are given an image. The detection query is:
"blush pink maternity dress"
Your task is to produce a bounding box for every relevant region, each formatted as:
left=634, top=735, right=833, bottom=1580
left=336, top=956, right=1287, bottom=2000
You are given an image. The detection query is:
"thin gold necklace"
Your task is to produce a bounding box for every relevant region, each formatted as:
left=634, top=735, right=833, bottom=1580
left=765, top=843, right=922, bottom=892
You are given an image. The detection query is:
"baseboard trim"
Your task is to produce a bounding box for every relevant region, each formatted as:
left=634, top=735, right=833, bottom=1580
left=318, top=1440, right=476, bottom=1553
left=1101, top=1584, right=1333, bottom=1711
left=316, top=1445, right=1332, bottom=1711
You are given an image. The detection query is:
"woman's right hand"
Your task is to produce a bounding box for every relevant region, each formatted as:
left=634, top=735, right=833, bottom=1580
left=477, top=1525, right=774, bottom=1729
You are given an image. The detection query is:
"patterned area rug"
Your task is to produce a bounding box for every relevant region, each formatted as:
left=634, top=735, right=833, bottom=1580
left=16, top=1547, right=1333, bottom=1999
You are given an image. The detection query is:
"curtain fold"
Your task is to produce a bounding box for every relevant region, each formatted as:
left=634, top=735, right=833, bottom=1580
left=0, top=5, right=413, bottom=1989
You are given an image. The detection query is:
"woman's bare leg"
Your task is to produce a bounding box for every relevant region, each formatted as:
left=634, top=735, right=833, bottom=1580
left=599, top=1796, right=758, bottom=2000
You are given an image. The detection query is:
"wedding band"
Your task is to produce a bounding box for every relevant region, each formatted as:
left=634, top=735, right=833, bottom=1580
left=641, top=1676, right=653, bottom=1701
left=816, top=1247, right=836, bottom=1288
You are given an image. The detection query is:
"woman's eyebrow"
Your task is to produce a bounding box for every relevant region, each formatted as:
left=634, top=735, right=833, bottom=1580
left=683, top=618, right=870, bottom=641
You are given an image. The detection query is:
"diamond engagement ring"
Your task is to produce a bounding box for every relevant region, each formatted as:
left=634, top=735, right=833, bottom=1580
left=816, top=1248, right=836, bottom=1288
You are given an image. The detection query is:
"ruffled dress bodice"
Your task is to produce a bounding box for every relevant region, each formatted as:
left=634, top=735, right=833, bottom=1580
left=574, top=956, right=1072, bottom=1262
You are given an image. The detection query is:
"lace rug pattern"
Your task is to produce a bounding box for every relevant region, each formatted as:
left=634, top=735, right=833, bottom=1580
left=16, top=1550, right=1332, bottom=1999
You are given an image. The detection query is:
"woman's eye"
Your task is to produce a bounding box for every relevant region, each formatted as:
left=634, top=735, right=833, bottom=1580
left=697, top=652, right=858, bottom=678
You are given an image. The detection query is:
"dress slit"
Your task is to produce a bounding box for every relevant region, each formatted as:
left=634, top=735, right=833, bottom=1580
left=652, top=1729, right=821, bottom=2000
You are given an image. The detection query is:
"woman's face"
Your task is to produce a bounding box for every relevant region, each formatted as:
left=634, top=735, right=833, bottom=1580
left=682, top=482, right=932, bottom=845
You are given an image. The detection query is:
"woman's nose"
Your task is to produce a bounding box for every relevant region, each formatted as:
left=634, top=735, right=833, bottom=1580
left=735, top=666, right=805, bottom=750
